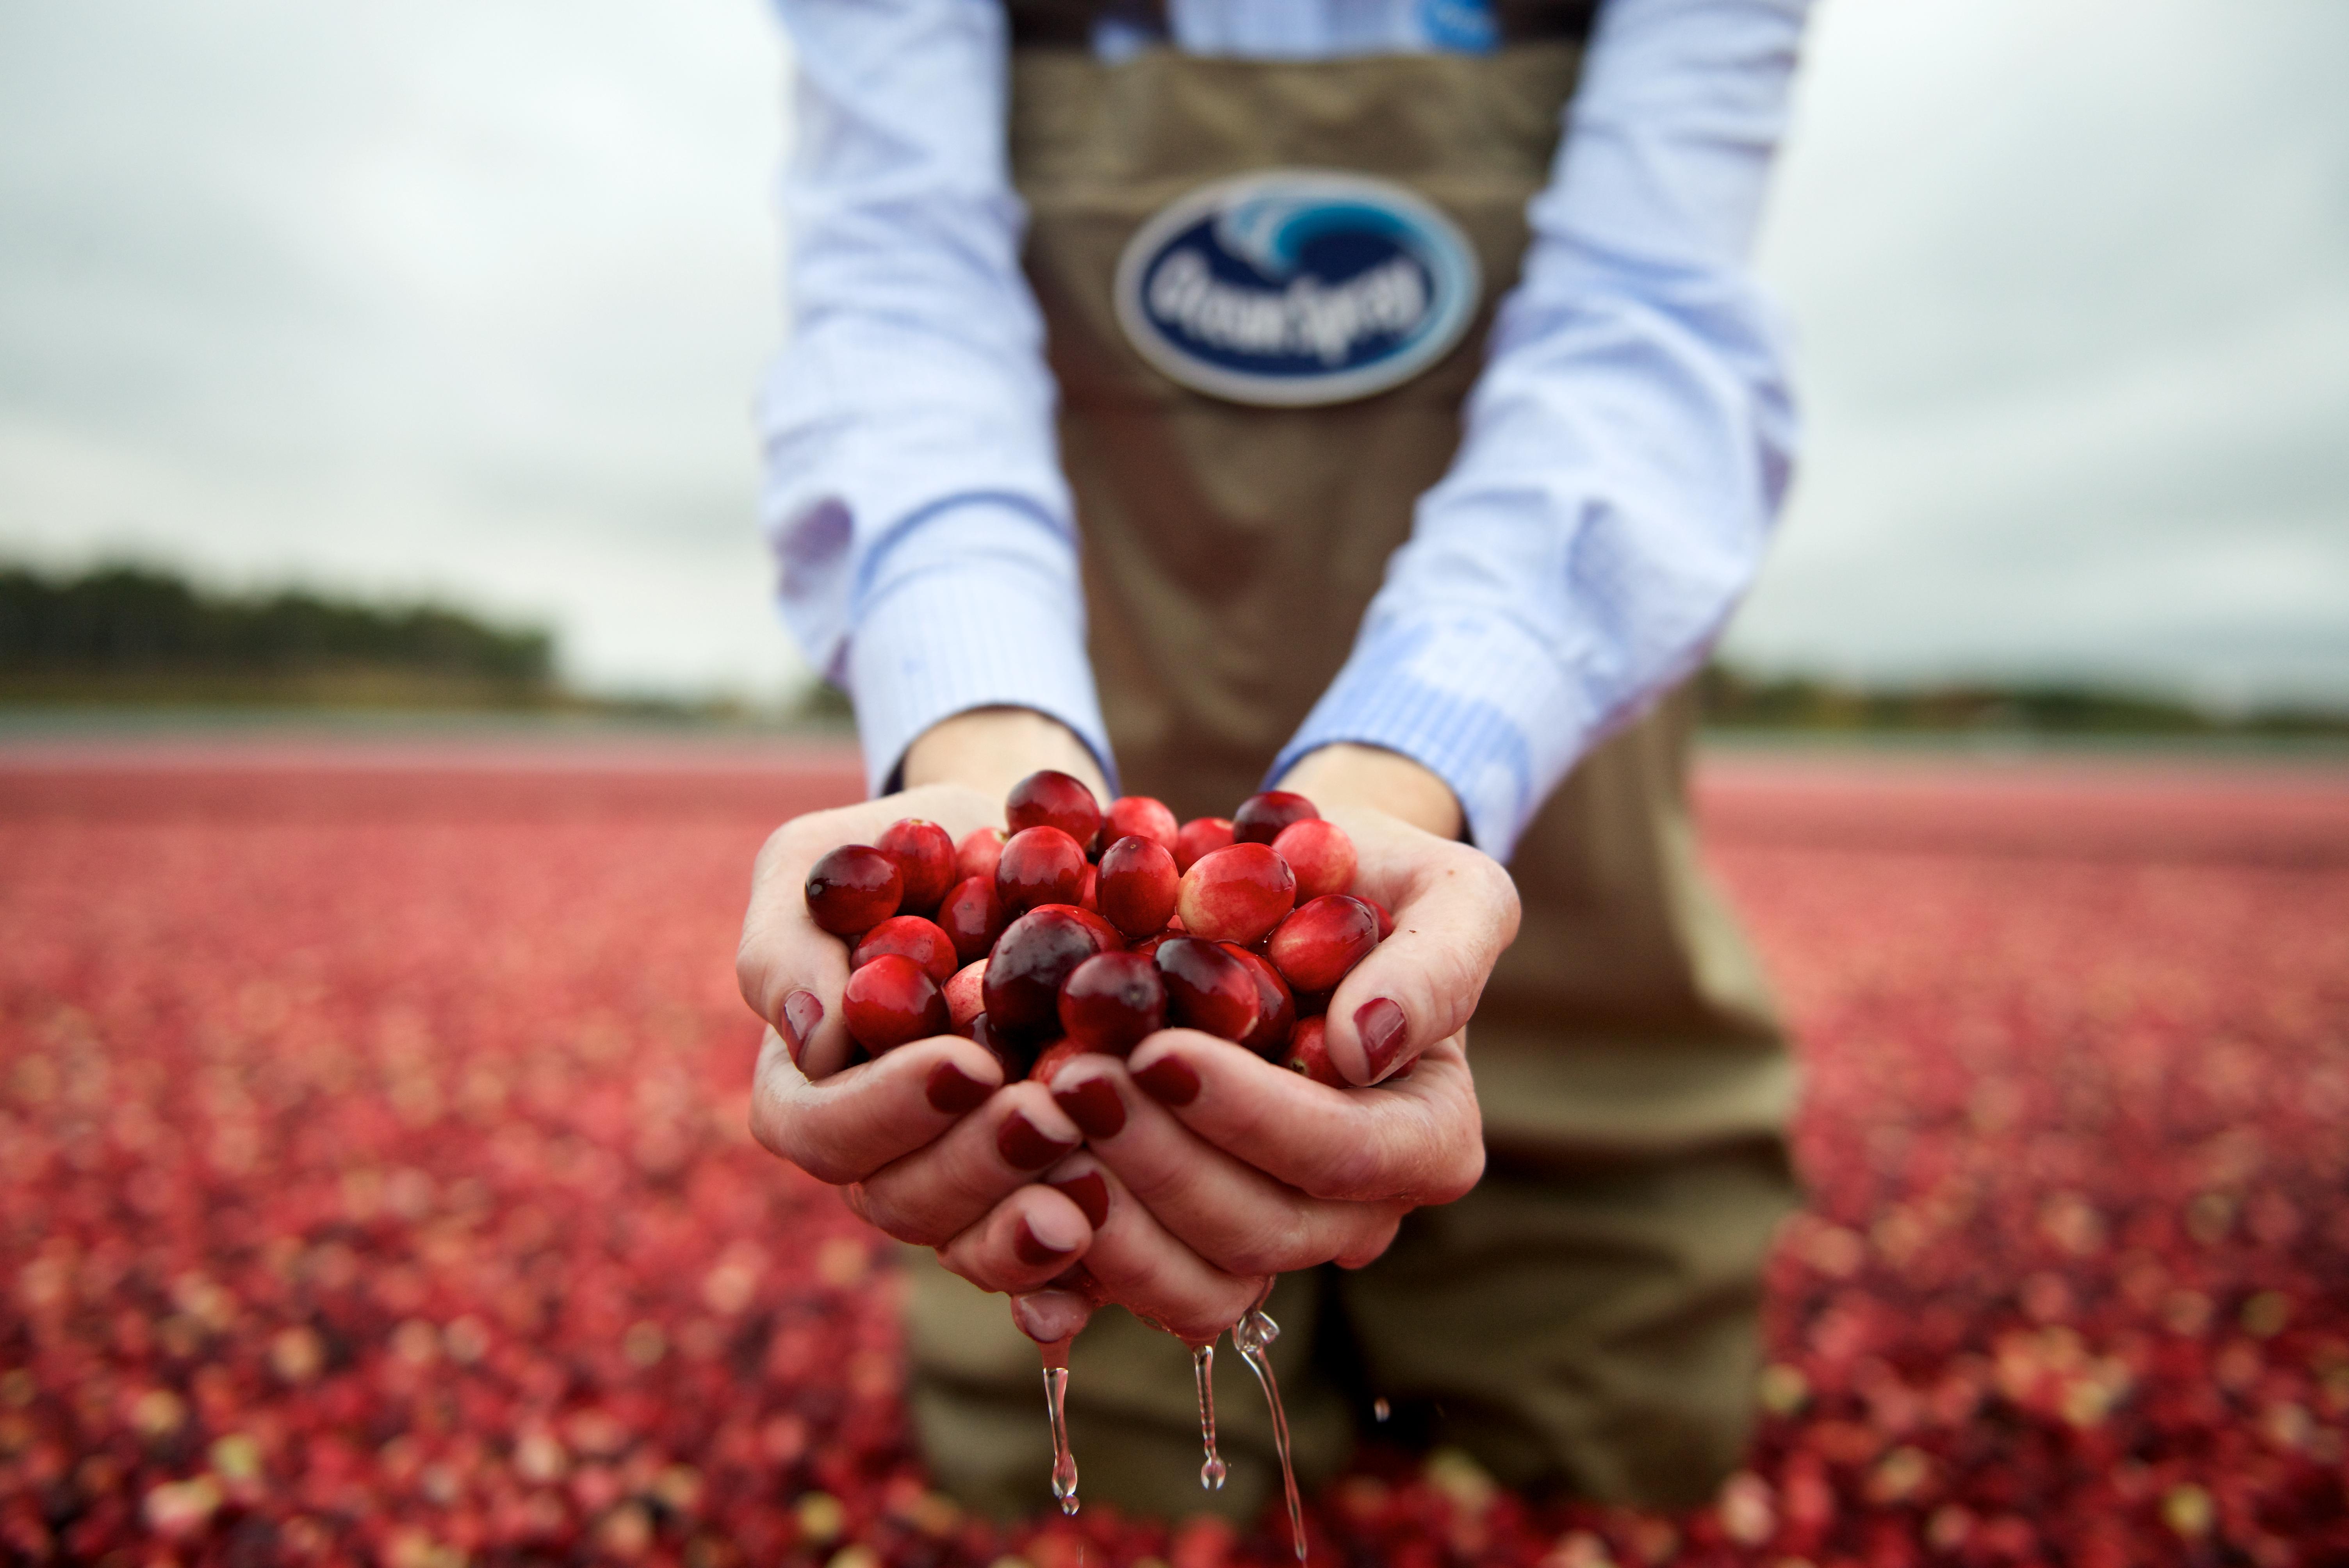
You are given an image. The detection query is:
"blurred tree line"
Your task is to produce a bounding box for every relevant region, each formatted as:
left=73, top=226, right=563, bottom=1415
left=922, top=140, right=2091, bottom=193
left=1695, top=665, right=2347, bottom=738
left=1, top=562, right=553, bottom=701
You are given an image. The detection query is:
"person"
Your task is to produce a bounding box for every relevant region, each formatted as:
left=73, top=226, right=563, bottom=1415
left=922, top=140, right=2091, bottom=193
left=736, top=0, right=1811, bottom=1522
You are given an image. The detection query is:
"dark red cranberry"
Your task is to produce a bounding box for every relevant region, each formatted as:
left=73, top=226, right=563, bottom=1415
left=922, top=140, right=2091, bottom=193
left=1232, top=790, right=1319, bottom=845
left=1097, top=836, right=1180, bottom=939
left=1006, top=770, right=1103, bottom=848
left=1058, top=951, right=1167, bottom=1057
left=936, top=875, right=1007, bottom=965
left=983, top=906, right=1105, bottom=1035
left=876, top=818, right=957, bottom=916
left=1153, top=937, right=1262, bottom=1044
left=970, top=1012, right=1034, bottom=1080
left=804, top=845, right=903, bottom=937
left=996, top=825, right=1087, bottom=914
left=1222, top=944, right=1297, bottom=1059
left=842, top=954, right=948, bottom=1054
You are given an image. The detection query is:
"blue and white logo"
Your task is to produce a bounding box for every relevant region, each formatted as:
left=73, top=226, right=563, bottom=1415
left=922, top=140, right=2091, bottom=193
left=1114, top=170, right=1482, bottom=407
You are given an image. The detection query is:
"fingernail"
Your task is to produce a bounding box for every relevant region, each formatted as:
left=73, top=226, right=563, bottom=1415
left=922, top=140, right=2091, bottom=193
left=1048, top=1170, right=1110, bottom=1229
left=1052, top=1075, right=1126, bottom=1139
left=1015, top=1218, right=1076, bottom=1267
left=781, top=990, right=822, bottom=1067
left=926, top=1060, right=993, bottom=1114
left=1356, top=997, right=1408, bottom=1081
left=1133, top=1053, right=1199, bottom=1107
left=997, top=1111, right=1077, bottom=1171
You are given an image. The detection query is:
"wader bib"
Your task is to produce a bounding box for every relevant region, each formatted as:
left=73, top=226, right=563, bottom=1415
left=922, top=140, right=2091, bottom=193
left=904, top=7, right=1801, bottom=1517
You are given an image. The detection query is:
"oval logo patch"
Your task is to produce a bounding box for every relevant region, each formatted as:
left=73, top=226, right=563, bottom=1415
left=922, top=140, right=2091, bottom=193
left=1113, top=170, right=1482, bottom=407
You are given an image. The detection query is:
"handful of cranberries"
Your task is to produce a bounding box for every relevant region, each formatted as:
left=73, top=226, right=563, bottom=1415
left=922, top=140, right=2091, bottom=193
left=802, top=771, right=1395, bottom=1087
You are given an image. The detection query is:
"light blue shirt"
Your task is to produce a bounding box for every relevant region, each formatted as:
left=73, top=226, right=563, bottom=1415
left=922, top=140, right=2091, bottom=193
left=759, top=0, right=1807, bottom=862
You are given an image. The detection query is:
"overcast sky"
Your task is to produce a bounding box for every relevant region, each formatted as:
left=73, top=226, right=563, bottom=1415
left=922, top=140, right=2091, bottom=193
left=2, top=0, right=2344, bottom=707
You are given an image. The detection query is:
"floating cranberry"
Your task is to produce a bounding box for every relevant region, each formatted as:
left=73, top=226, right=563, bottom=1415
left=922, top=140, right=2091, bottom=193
left=841, top=955, right=947, bottom=1054
left=1058, top=951, right=1167, bottom=1057
left=943, top=959, right=987, bottom=1032
left=1097, top=836, right=1180, bottom=939
left=1222, top=944, right=1297, bottom=1058
left=1233, top=789, right=1318, bottom=845
left=850, top=915, right=959, bottom=985
left=982, top=906, right=1104, bottom=1035
left=1266, top=894, right=1380, bottom=993
left=1284, top=1016, right=1346, bottom=1086
left=996, top=825, right=1088, bottom=914
left=1271, top=818, right=1357, bottom=901
left=936, top=875, right=1006, bottom=964
left=1154, top=937, right=1262, bottom=1043
left=1006, top=769, right=1103, bottom=848
left=876, top=818, right=957, bottom=916
left=1176, top=842, right=1297, bottom=946
left=804, top=845, right=903, bottom=937
left=1174, top=816, right=1235, bottom=873
left=955, top=825, right=1007, bottom=885
left=1105, top=795, right=1180, bottom=854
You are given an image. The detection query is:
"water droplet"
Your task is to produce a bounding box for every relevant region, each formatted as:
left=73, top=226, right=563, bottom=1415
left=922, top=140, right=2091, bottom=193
left=1041, top=1346, right=1079, bottom=1516
left=1233, top=1295, right=1305, bottom=1563
left=1372, top=1397, right=1390, bottom=1423
left=1192, top=1341, right=1227, bottom=1491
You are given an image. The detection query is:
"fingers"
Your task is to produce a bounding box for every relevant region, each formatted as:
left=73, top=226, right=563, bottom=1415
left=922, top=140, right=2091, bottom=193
left=1119, top=1031, right=1485, bottom=1209
left=849, top=1080, right=1083, bottom=1247
left=736, top=785, right=1000, bottom=1080
left=1024, top=1153, right=1269, bottom=1344
left=936, top=1180, right=1096, bottom=1294
left=747, top=1027, right=1006, bottom=1188
left=1047, top=1049, right=1421, bottom=1277
left=1010, top=1289, right=1097, bottom=1345
left=1318, top=805, right=1520, bottom=1086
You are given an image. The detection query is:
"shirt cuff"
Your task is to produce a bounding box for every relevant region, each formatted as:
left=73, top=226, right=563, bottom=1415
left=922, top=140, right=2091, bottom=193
left=1269, top=614, right=1592, bottom=864
left=843, top=501, right=1117, bottom=800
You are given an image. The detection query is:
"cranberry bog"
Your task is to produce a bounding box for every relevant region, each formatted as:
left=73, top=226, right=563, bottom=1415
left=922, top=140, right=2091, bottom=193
left=3, top=737, right=2346, bottom=1567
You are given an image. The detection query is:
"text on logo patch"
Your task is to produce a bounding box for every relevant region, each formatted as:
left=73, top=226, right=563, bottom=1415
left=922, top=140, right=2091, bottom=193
left=1113, top=170, right=1481, bottom=407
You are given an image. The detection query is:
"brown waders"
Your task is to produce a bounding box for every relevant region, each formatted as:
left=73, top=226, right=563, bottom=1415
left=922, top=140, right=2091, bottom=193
left=902, top=11, right=1801, bottom=1520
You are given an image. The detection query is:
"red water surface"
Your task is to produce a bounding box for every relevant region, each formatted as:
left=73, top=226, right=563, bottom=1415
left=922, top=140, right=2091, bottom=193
left=3, top=743, right=2345, bottom=1567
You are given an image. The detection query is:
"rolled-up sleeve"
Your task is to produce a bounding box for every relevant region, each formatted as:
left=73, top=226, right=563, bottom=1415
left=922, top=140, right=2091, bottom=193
left=759, top=0, right=1114, bottom=796
left=1273, top=0, right=1810, bottom=861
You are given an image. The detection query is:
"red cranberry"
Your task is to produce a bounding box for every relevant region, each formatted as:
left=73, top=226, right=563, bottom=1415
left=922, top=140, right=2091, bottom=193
left=1362, top=896, right=1395, bottom=941
left=1233, top=790, right=1318, bottom=845
left=850, top=915, right=959, bottom=985
left=1006, top=770, right=1103, bottom=848
left=996, top=826, right=1087, bottom=914
left=970, top=1012, right=1036, bottom=1080
left=841, top=955, right=948, bottom=1054
left=804, top=845, right=903, bottom=937
left=1097, top=836, right=1180, bottom=939
left=1174, top=816, right=1234, bottom=873
left=1025, top=1036, right=1085, bottom=1085
left=982, top=906, right=1104, bottom=1035
left=955, top=825, right=1007, bottom=885
left=1105, top=795, right=1180, bottom=855
left=943, top=959, right=987, bottom=1032
left=1061, top=904, right=1126, bottom=955
left=1176, top=842, right=1296, bottom=946
left=1222, top=944, right=1297, bottom=1059
left=936, top=875, right=1007, bottom=964
left=1266, top=895, right=1380, bottom=993
left=876, top=818, right=957, bottom=916
left=1271, top=818, right=1356, bottom=901
left=1057, top=951, right=1167, bottom=1057
left=1078, top=863, right=1100, bottom=913
left=1153, top=937, right=1262, bottom=1044
left=1284, top=1016, right=1346, bottom=1086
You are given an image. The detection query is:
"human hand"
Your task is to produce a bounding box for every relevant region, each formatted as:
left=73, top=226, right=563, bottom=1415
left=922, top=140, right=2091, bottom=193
left=736, top=709, right=1112, bottom=1267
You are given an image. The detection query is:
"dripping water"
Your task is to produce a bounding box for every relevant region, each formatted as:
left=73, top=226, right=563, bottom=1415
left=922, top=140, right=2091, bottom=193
left=1040, top=1337, right=1079, bottom=1515
left=1190, top=1340, right=1227, bottom=1491
left=1232, top=1301, right=1306, bottom=1563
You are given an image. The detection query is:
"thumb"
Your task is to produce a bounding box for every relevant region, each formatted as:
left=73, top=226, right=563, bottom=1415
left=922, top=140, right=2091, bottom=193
left=1323, top=838, right=1518, bottom=1086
